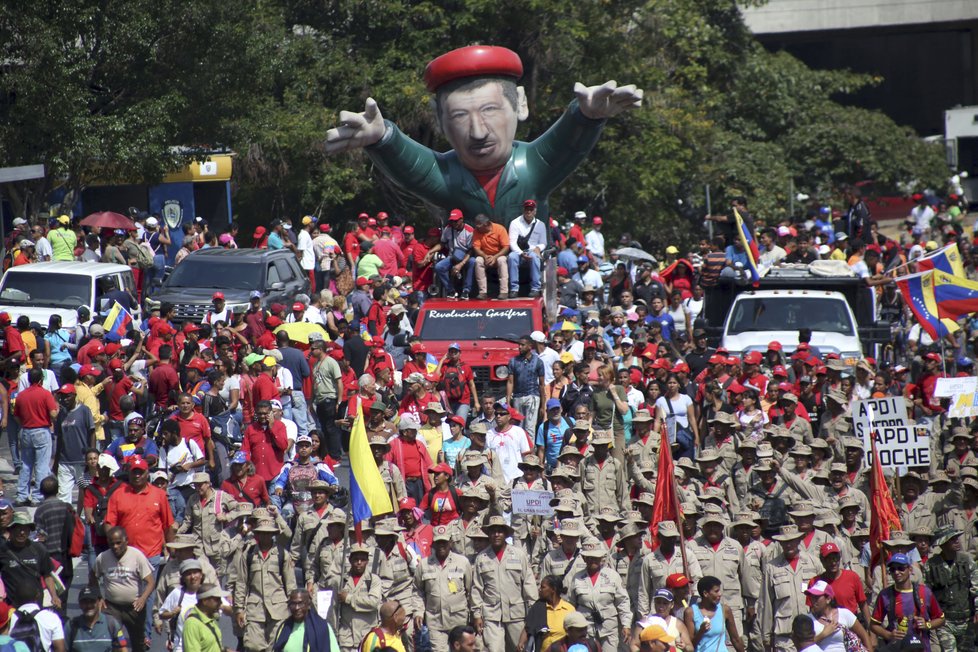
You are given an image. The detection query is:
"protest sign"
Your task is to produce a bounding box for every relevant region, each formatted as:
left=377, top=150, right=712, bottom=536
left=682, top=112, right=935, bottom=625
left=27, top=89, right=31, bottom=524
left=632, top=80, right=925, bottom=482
left=511, top=488, right=555, bottom=516
left=853, top=396, right=929, bottom=469
left=935, top=376, right=977, bottom=397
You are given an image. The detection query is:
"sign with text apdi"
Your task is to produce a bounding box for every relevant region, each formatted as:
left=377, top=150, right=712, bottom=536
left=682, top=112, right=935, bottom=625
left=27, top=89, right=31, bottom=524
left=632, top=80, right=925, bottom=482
left=852, top=396, right=929, bottom=469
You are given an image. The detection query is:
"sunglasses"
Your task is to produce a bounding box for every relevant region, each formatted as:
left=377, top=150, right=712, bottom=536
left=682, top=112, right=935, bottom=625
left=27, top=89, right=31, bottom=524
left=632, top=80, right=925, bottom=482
left=889, top=565, right=909, bottom=572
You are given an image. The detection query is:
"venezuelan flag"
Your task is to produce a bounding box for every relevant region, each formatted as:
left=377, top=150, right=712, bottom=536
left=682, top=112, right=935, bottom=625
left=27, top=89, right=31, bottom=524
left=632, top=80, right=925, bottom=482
left=425, top=353, right=439, bottom=374
left=894, top=268, right=978, bottom=339
left=359, top=322, right=372, bottom=343
left=102, top=301, right=133, bottom=341
left=915, top=243, right=966, bottom=277
left=734, top=207, right=761, bottom=284
left=348, top=401, right=393, bottom=523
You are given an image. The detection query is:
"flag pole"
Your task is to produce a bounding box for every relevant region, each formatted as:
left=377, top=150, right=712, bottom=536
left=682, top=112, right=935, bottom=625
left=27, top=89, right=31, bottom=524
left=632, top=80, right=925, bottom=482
left=672, top=473, right=689, bottom=578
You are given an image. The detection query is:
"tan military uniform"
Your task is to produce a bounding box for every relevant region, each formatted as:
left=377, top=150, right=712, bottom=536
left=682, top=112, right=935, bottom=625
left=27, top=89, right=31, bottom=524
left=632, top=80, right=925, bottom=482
left=310, top=538, right=345, bottom=590
left=759, top=551, right=822, bottom=652
left=579, top=455, right=629, bottom=515
left=153, top=554, right=219, bottom=630
left=784, top=417, right=812, bottom=444
left=233, top=543, right=297, bottom=652
left=333, top=571, right=382, bottom=650
left=731, top=461, right=759, bottom=504
left=414, top=551, right=472, bottom=651
left=567, top=566, right=631, bottom=652
left=471, top=544, right=539, bottom=650
left=742, top=539, right=767, bottom=652
left=372, top=544, right=422, bottom=618
left=690, top=535, right=752, bottom=636
left=377, top=459, right=406, bottom=505
left=290, top=504, right=333, bottom=570
left=540, top=546, right=587, bottom=580
left=610, top=548, right=648, bottom=618
left=637, top=544, right=703, bottom=615
left=177, top=489, right=233, bottom=572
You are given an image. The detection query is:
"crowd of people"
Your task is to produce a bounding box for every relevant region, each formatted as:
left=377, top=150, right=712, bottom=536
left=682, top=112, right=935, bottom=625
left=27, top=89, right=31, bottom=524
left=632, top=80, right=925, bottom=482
left=0, top=188, right=974, bottom=652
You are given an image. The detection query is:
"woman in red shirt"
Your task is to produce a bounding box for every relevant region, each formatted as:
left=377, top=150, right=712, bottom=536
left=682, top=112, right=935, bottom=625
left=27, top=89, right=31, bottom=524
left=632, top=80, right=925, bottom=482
left=220, top=452, right=270, bottom=506
left=169, top=393, right=214, bottom=467
left=420, top=463, right=460, bottom=526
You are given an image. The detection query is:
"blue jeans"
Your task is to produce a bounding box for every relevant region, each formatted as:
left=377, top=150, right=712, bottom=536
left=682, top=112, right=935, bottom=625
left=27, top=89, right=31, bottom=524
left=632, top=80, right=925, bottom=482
left=434, top=256, right=474, bottom=294
left=290, top=392, right=311, bottom=437
left=17, top=427, right=53, bottom=503
left=7, top=419, right=20, bottom=474
left=508, top=251, right=541, bottom=293
left=168, top=485, right=188, bottom=524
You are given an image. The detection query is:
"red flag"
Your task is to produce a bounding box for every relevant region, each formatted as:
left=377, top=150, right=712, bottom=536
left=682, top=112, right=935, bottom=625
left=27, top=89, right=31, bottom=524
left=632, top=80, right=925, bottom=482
left=650, top=424, right=681, bottom=547
left=869, top=433, right=902, bottom=569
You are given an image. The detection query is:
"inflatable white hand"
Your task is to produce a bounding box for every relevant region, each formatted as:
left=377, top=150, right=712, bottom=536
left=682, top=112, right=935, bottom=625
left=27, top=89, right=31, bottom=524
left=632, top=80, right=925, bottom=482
left=574, top=81, right=644, bottom=120
left=325, top=97, right=387, bottom=154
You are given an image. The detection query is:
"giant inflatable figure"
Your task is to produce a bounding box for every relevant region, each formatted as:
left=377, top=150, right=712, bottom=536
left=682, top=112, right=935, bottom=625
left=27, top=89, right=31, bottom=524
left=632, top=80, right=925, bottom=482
left=325, top=45, right=643, bottom=221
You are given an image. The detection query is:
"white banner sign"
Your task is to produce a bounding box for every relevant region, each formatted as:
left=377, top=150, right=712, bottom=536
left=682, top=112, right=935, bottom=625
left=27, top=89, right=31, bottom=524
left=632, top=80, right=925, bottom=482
left=511, top=489, right=555, bottom=516
left=853, top=397, right=929, bottom=468
left=935, top=376, right=977, bottom=397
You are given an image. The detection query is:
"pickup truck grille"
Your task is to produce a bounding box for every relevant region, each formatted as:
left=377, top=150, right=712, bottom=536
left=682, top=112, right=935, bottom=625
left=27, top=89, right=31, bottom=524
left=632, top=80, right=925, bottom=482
left=473, top=366, right=491, bottom=386
left=171, top=303, right=208, bottom=323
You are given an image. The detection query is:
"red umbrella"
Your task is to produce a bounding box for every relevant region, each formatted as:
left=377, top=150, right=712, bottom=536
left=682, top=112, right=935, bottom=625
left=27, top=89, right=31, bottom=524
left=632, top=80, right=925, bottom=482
left=80, top=211, right=136, bottom=231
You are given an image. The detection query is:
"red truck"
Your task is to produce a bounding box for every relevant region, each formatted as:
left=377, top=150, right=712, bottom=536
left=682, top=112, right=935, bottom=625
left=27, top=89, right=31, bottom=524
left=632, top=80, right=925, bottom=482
left=413, top=297, right=547, bottom=393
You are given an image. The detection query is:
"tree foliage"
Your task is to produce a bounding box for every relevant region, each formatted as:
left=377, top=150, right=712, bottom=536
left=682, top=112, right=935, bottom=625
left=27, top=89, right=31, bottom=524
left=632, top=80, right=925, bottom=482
left=0, top=0, right=949, bottom=248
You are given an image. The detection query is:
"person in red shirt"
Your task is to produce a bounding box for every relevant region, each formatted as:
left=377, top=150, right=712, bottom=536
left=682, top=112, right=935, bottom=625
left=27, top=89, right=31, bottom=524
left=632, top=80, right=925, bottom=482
left=0, top=311, right=26, bottom=370
left=242, top=400, right=289, bottom=483
left=169, top=393, right=214, bottom=468
left=402, top=343, right=431, bottom=380
left=148, top=345, right=180, bottom=410
left=434, top=344, right=478, bottom=420
left=398, top=373, right=439, bottom=425
left=386, top=416, right=434, bottom=503
left=104, top=455, right=175, bottom=560
left=397, top=497, right=433, bottom=559
left=76, top=329, right=107, bottom=366
left=252, top=357, right=281, bottom=405
left=809, top=542, right=869, bottom=621
left=406, top=229, right=438, bottom=293
left=13, top=368, right=59, bottom=505
left=106, top=359, right=137, bottom=422
left=221, top=451, right=270, bottom=507
left=420, top=462, right=460, bottom=526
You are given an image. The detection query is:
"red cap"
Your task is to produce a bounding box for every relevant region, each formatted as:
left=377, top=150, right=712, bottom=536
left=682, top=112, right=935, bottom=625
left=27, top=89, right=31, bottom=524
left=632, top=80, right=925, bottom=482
left=448, top=415, right=466, bottom=427
left=767, top=341, right=782, bottom=351
left=726, top=356, right=740, bottom=366
left=108, top=359, right=124, bottom=370
left=292, top=302, right=305, bottom=312
left=328, top=348, right=344, bottom=361
left=356, top=277, right=370, bottom=287
left=772, top=365, right=788, bottom=377
left=423, top=45, right=523, bottom=92
left=816, top=366, right=828, bottom=375
left=0, top=312, right=9, bottom=324
left=129, top=456, right=149, bottom=472
left=411, top=342, right=427, bottom=354
left=593, top=216, right=603, bottom=225
left=367, top=218, right=377, bottom=226
left=925, top=352, right=942, bottom=362
left=796, top=343, right=810, bottom=351
left=820, top=542, right=841, bottom=557
left=187, top=358, right=210, bottom=372
left=790, top=351, right=808, bottom=361
left=666, top=573, right=690, bottom=589
left=557, top=266, right=569, bottom=277
left=79, top=365, right=98, bottom=378
left=804, top=355, right=820, bottom=367
left=708, top=354, right=726, bottom=365
left=672, top=362, right=690, bottom=373
left=448, top=208, right=464, bottom=222
left=104, top=343, right=121, bottom=356
left=398, top=497, right=417, bottom=511
left=715, top=347, right=729, bottom=355
left=743, top=351, right=763, bottom=365
left=376, top=211, right=388, bottom=220
left=584, top=340, right=597, bottom=350
left=652, top=358, right=671, bottom=370
left=404, top=225, right=415, bottom=234
left=523, top=199, right=537, bottom=209
left=318, top=224, right=331, bottom=233
left=430, top=462, right=454, bottom=476
left=358, top=212, right=369, bottom=220
left=778, top=382, right=795, bottom=393
left=508, top=407, right=525, bottom=421
left=57, top=384, right=76, bottom=395
left=865, top=357, right=876, bottom=366
left=183, top=323, right=202, bottom=335
left=912, top=193, right=924, bottom=201
left=266, top=316, right=283, bottom=328
left=212, top=292, right=225, bottom=301
left=726, top=381, right=746, bottom=395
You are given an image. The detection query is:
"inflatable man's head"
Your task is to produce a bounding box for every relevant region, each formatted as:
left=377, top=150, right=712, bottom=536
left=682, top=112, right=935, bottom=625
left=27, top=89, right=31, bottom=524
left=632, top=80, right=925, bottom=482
left=424, top=46, right=530, bottom=173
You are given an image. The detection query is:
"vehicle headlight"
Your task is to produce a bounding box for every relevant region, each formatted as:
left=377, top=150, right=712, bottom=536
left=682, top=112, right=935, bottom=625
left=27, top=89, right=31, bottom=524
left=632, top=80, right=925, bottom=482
left=494, top=365, right=510, bottom=379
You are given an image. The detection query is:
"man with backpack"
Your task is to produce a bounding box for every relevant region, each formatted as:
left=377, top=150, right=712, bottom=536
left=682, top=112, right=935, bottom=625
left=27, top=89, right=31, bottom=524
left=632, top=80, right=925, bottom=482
left=923, top=529, right=975, bottom=652
left=9, top=584, right=65, bottom=652
left=871, top=553, right=946, bottom=652
left=233, top=520, right=296, bottom=652
left=63, top=586, right=128, bottom=652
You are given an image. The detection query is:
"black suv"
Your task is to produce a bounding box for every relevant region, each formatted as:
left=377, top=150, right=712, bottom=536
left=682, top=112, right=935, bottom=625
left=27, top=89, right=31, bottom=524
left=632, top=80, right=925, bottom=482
left=147, top=248, right=310, bottom=322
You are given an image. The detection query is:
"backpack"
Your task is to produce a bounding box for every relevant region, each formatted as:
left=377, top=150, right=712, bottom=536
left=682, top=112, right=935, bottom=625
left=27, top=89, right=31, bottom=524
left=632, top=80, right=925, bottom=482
left=441, top=366, right=466, bottom=403
left=125, top=240, right=154, bottom=270
left=65, top=507, right=85, bottom=557
left=10, top=608, right=43, bottom=652
left=751, top=483, right=790, bottom=531
left=88, top=480, right=124, bottom=537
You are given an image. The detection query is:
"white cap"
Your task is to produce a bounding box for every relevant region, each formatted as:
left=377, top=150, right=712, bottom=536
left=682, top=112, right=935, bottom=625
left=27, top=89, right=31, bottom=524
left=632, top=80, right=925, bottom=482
left=12, top=218, right=26, bottom=226
left=146, top=217, right=159, bottom=227
left=574, top=211, right=587, bottom=219
left=19, top=239, right=34, bottom=248
left=530, top=330, right=547, bottom=343
left=98, top=453, right=120, bottom=473
left=818, top=244, right=830, bottom=255
left=776, top=226, right=791, bottom=237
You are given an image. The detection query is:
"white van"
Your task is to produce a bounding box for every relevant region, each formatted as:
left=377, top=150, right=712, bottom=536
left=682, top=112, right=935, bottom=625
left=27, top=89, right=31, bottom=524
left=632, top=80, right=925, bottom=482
left=0, top=261, right=141, bottom=328
left=721, top=289, right=864, bottom=365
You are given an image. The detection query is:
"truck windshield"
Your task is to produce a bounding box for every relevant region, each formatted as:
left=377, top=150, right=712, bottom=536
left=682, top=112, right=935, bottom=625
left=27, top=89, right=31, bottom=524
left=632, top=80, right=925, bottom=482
left=727, top=297, right=855, bottom=335
left=418, top=306, right=535, bottom=341
left=0, top=272, right=91, bottom=307
left=166, top=261, right=263, bottom=290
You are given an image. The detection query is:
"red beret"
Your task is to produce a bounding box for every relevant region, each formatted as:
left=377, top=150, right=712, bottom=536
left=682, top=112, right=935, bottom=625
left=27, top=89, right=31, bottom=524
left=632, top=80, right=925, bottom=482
left=423, top=45, right=523, bottom=93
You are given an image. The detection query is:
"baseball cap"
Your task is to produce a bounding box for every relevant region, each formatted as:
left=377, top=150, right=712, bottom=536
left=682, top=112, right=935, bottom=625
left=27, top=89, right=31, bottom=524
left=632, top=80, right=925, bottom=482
left=78, top=586, right=101, bottom=601
left=448, top=208, right=464, bottom=221
left=820, top=542, right=841, bottom=557
left=212, top=292, right=225, bottom=301
left=653, top=588, right=675, bottom=602
left=666, top=573, right=689, bottom=589
left=523, top=199, right=537, bottom=209
left=887, top=553, right=912, bottom=567
left=640, top=625, right=676, bottom=644
left=593, top=216, right=603, bottom=225
left=129, top=456, right=149, bottom=472
left=805, top=580, right=835, bottom=598
left=58, top=383, right=76, bottom=394
left=546, top=398, right=561, bottom=410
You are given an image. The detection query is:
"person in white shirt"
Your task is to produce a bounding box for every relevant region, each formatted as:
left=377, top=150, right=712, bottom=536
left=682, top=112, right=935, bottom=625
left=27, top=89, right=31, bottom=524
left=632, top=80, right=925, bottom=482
left=572, top=256, right=603, bottom=288
left=272, top=399, right=298, bottom=461
left=487, top=407, right=531, bottom=483
left=507, top=199, right=548, bottom=297
left=531, top=331, right=560, bottom=384
left=201, top=293, right=233, bottom=326
left=160, top=420, right=204, bottom=523
left=910, top=195, right=935, bottom=237
left=585, top=216, right=606, bottom=262
left=297, top=217, right=317, bottom=289
left=758, top=229, right=787, bottom=267
left=9, top=585, right=66, bottom=652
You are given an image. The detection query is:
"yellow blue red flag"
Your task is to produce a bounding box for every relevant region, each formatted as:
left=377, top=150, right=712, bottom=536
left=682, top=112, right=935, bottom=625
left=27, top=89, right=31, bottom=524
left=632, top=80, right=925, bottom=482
left=102, top=301, right=133, bottom=341
left=915, top=242, right=965, bottom=277
left=895, top=268, right=978, bottom=339
left=734, top=207, right=760, bottom=285
left=348, top=401, right=393, bottom=523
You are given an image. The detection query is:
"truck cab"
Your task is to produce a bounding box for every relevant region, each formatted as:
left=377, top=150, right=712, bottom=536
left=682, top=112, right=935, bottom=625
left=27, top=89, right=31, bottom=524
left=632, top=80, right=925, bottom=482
left=413, top=298, right=546, bottom=394
left=703, top=264, right=890, bottom=360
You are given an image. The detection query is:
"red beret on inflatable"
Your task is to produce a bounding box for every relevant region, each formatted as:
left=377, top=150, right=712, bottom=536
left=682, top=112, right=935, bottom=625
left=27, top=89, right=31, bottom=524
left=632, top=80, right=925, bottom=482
left=424, top=45, right=523, bottom=93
